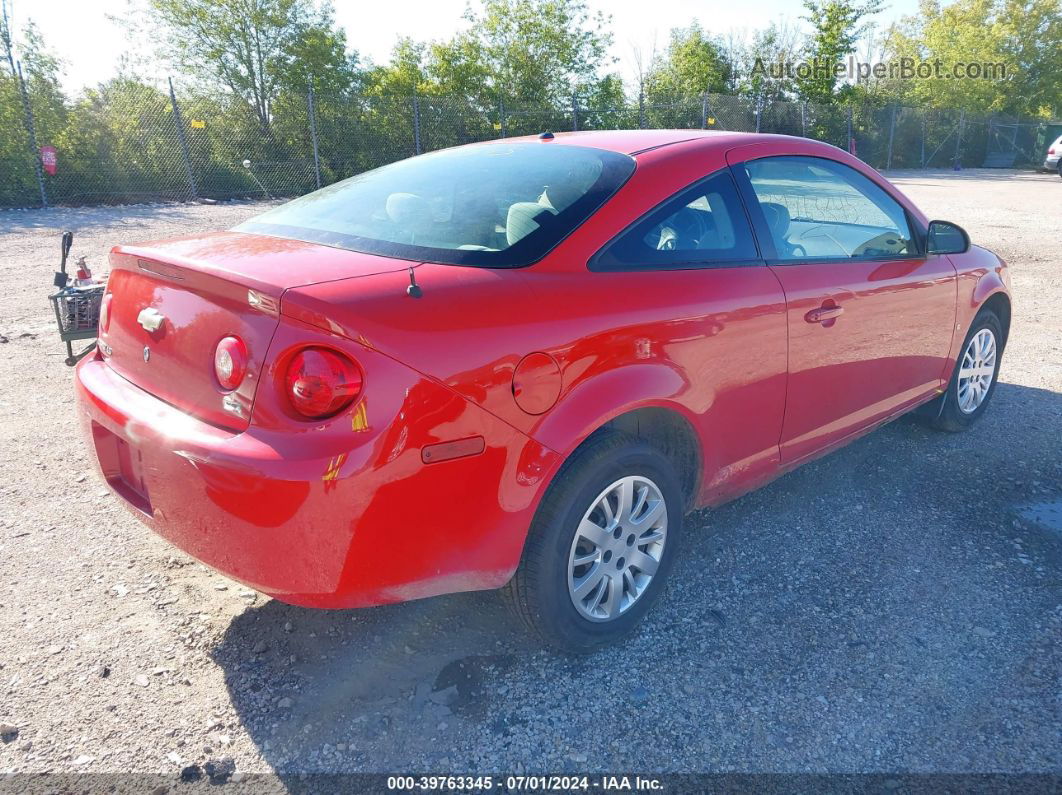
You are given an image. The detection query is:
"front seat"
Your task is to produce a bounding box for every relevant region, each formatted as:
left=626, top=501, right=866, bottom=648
left=759, top=201, right=798, bottom=258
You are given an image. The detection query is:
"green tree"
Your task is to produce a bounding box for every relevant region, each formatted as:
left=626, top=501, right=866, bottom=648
left=431, top=0, right=617, bottom=106
left=883, top=0, right=1060, bottom=116
left=731, top=23, right=802, bottom=104
left=147, top=0, right=358, bottom=132
left=798, top=0, right=884, bottom=103
left=998, top=0, right=1062, bottom=116
left=0, top=11, right=68, bottom=206
left=644, top=23, right=729, bottom=102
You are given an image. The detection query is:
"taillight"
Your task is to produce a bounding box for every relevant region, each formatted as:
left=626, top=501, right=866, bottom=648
left=1050, top=147, right=1056, bottom=154
left=98, top=293, right=113, bottom=334
left=214, top=336, right=248, bottom=391
left=285, top=348, right=362, bottom=419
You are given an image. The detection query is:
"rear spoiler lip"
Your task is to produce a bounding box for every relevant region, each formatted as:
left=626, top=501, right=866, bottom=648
left=109, top=245, right=288, bottom=299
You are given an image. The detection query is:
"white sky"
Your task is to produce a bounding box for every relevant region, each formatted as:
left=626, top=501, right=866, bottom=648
left=5, top=0, right=921, bottom=92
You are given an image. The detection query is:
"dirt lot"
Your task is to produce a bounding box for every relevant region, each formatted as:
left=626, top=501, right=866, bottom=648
left=0, top=170, right=1059, bottom=782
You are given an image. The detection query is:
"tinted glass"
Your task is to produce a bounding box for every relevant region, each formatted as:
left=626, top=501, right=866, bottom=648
left=744, top=156, right=914, bottom=260
left=592, top=171, right=758, bottom=270
left=235, top=143, right=634, bottom=268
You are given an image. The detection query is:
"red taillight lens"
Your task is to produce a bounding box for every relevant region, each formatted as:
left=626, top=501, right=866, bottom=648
left=98, top=293, right=113, bottom=334
left=285, top=348, right=362, bottom=419
left=1050, top=147, right=1056, bottom=154
left=214, top=336, right=248, bottom=391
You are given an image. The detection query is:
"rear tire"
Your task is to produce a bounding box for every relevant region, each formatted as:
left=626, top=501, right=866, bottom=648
left=503, top=431, right=683, bottom=653
left=924, top=310, right=1004, bottom=432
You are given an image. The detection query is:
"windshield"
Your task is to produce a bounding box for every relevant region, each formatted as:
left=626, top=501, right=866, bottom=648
left=235, top=143, right=635, bottom=268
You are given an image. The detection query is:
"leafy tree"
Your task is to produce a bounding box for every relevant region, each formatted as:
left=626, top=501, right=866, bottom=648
left=998, top=0, right=1062, bottom=116
left=389, top=0, right=618, bottom=106
left=147, top=0, right=359, bottom=132
left=0, top=12, right=68, bottom=205
left=731, top=22, right=802, bottom=104
left=643, top=23, right=729, bottom=102
left=798, top=0, right=884, bottom=102
left=883, top=0, right=1060, bottom=117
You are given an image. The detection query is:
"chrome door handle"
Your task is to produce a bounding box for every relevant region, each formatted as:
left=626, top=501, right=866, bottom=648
left=804, top=305, right=844, bottom=324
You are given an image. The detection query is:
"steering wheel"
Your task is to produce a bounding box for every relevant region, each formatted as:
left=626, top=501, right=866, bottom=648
left=655, top=208, right=706, bottom=251
left=851, top=232, right=907, bottom=258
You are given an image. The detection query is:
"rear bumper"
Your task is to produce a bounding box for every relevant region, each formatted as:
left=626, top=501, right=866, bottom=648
left=1044, top=155, right=1060, bottom=169
left=76, top=352, right=559, bottom=608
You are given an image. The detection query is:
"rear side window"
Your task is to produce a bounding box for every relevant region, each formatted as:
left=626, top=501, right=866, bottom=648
left=235, top=143, right=634, bottom=268
left=591, top=171, right=758, bottom=270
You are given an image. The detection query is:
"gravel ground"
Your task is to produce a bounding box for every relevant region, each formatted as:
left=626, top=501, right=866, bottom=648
left=0, top=170, right=1059, bottom=781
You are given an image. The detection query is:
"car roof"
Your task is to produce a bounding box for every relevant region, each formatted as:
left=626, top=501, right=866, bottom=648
left=501, top=129, right=768, bottom=155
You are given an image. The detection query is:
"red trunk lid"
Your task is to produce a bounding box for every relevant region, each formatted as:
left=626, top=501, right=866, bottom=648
left=100, top=231, right=411, bottom=431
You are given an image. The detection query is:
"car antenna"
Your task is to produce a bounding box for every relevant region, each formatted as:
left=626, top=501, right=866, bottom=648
left=406, top=267, right=423, bottom=298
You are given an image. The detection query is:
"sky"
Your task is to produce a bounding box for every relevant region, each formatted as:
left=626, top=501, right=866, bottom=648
left=5, top=0, right=923, bottom=92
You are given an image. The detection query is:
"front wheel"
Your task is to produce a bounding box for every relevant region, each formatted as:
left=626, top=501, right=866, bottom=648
left=503, top=431, right=683, bottom=653
left=925, top=310, right=1004, bottom=432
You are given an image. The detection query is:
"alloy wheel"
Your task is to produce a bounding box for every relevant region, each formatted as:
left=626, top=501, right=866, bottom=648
left=957, top=327, right=997, bottom=414
left=566, top=475, right=668, bottom=622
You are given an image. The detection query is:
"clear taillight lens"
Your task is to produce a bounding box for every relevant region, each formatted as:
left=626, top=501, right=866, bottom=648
left=214, top=336, right=247, bottom=391
left=285, top=348, right=362, bottom=419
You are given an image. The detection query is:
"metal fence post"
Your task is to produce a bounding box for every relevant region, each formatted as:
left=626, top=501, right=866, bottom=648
left=306, top=79, right=321, bottom=189
left=953, top=109, right=965, bottom=170
left=168, top=77, right=198, bottom=200
left=801, top=101, right=807, bottom=137
left=755, top=103, right=761, bottom=133
left=846, top=105, right=853, bottom=154
left=499, top=100, right=507, bottom=138
left=886, top=104, right=897, bottom=170
left=639, top=90, right=646, bottom=129
left=920, top=110, right=926, bottom=168
left=16, top=62, right=47, bottom=207
left=412, top=93, right=422, bottom=155
left=700, top=93, right=707, bottom=129
left=572, top=93, right=578, bottom=132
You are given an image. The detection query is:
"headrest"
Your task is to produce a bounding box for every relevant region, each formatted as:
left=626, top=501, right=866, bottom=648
left=506, top=202, right=557, bottom=246
left=759, top=202, right=791, bottom=235
left=385, top=192, right=431, bottom=229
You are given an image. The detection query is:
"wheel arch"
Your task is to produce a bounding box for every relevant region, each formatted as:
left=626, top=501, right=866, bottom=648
left=595, top=407, right=702, bottom=511
left=979, top=291, right=1011, bottom=348
left=535, top=404, right=702, bottom=514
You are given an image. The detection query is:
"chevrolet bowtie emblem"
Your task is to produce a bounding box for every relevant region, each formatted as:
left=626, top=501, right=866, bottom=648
left=137, top=307, right=165, bottom=332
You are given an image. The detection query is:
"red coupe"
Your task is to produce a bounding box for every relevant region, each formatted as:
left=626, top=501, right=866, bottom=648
left=76, top=130, right=1011, bottom=651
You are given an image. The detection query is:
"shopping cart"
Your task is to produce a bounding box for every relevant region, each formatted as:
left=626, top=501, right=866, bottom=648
left=48, top=231, right=105, bottom=366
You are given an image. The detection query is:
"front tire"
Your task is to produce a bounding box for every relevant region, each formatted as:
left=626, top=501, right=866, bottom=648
left=926, top=310, right=1004, bottom=432
left=504, top=431, right=683, bottom=653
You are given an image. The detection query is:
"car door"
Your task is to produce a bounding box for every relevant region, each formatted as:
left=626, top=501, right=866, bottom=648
left=586, top=168, right=789, bottom=503
left=728, top=151, right=957, bottom=464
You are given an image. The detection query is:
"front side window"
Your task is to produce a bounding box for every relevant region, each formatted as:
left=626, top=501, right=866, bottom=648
left=592, top=171, right=758, bottom=270
left=236, top=143, right=634, bottom=268
left=743, top=156, right=915, bottom=261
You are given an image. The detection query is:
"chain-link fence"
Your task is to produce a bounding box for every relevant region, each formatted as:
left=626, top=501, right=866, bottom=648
left=0, top=75, right=1054, bottom=209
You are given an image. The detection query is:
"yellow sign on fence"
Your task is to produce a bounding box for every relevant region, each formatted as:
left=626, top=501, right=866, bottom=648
left=190, top=119, right=206, bottom=129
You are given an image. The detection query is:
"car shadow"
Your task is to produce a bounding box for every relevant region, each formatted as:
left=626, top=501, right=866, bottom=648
left=209, top=381, right=1062, bottom=776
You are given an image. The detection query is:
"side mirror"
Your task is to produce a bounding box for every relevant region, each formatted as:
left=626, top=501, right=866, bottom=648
left=927, top=220, right=970, bottom=255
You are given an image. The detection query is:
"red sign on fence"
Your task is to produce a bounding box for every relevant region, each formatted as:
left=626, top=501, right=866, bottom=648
left=40, top=145, right=57, bottom=175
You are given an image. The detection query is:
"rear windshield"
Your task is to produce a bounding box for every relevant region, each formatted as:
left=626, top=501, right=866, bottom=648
left=235, top=143, right=634, bottom=268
